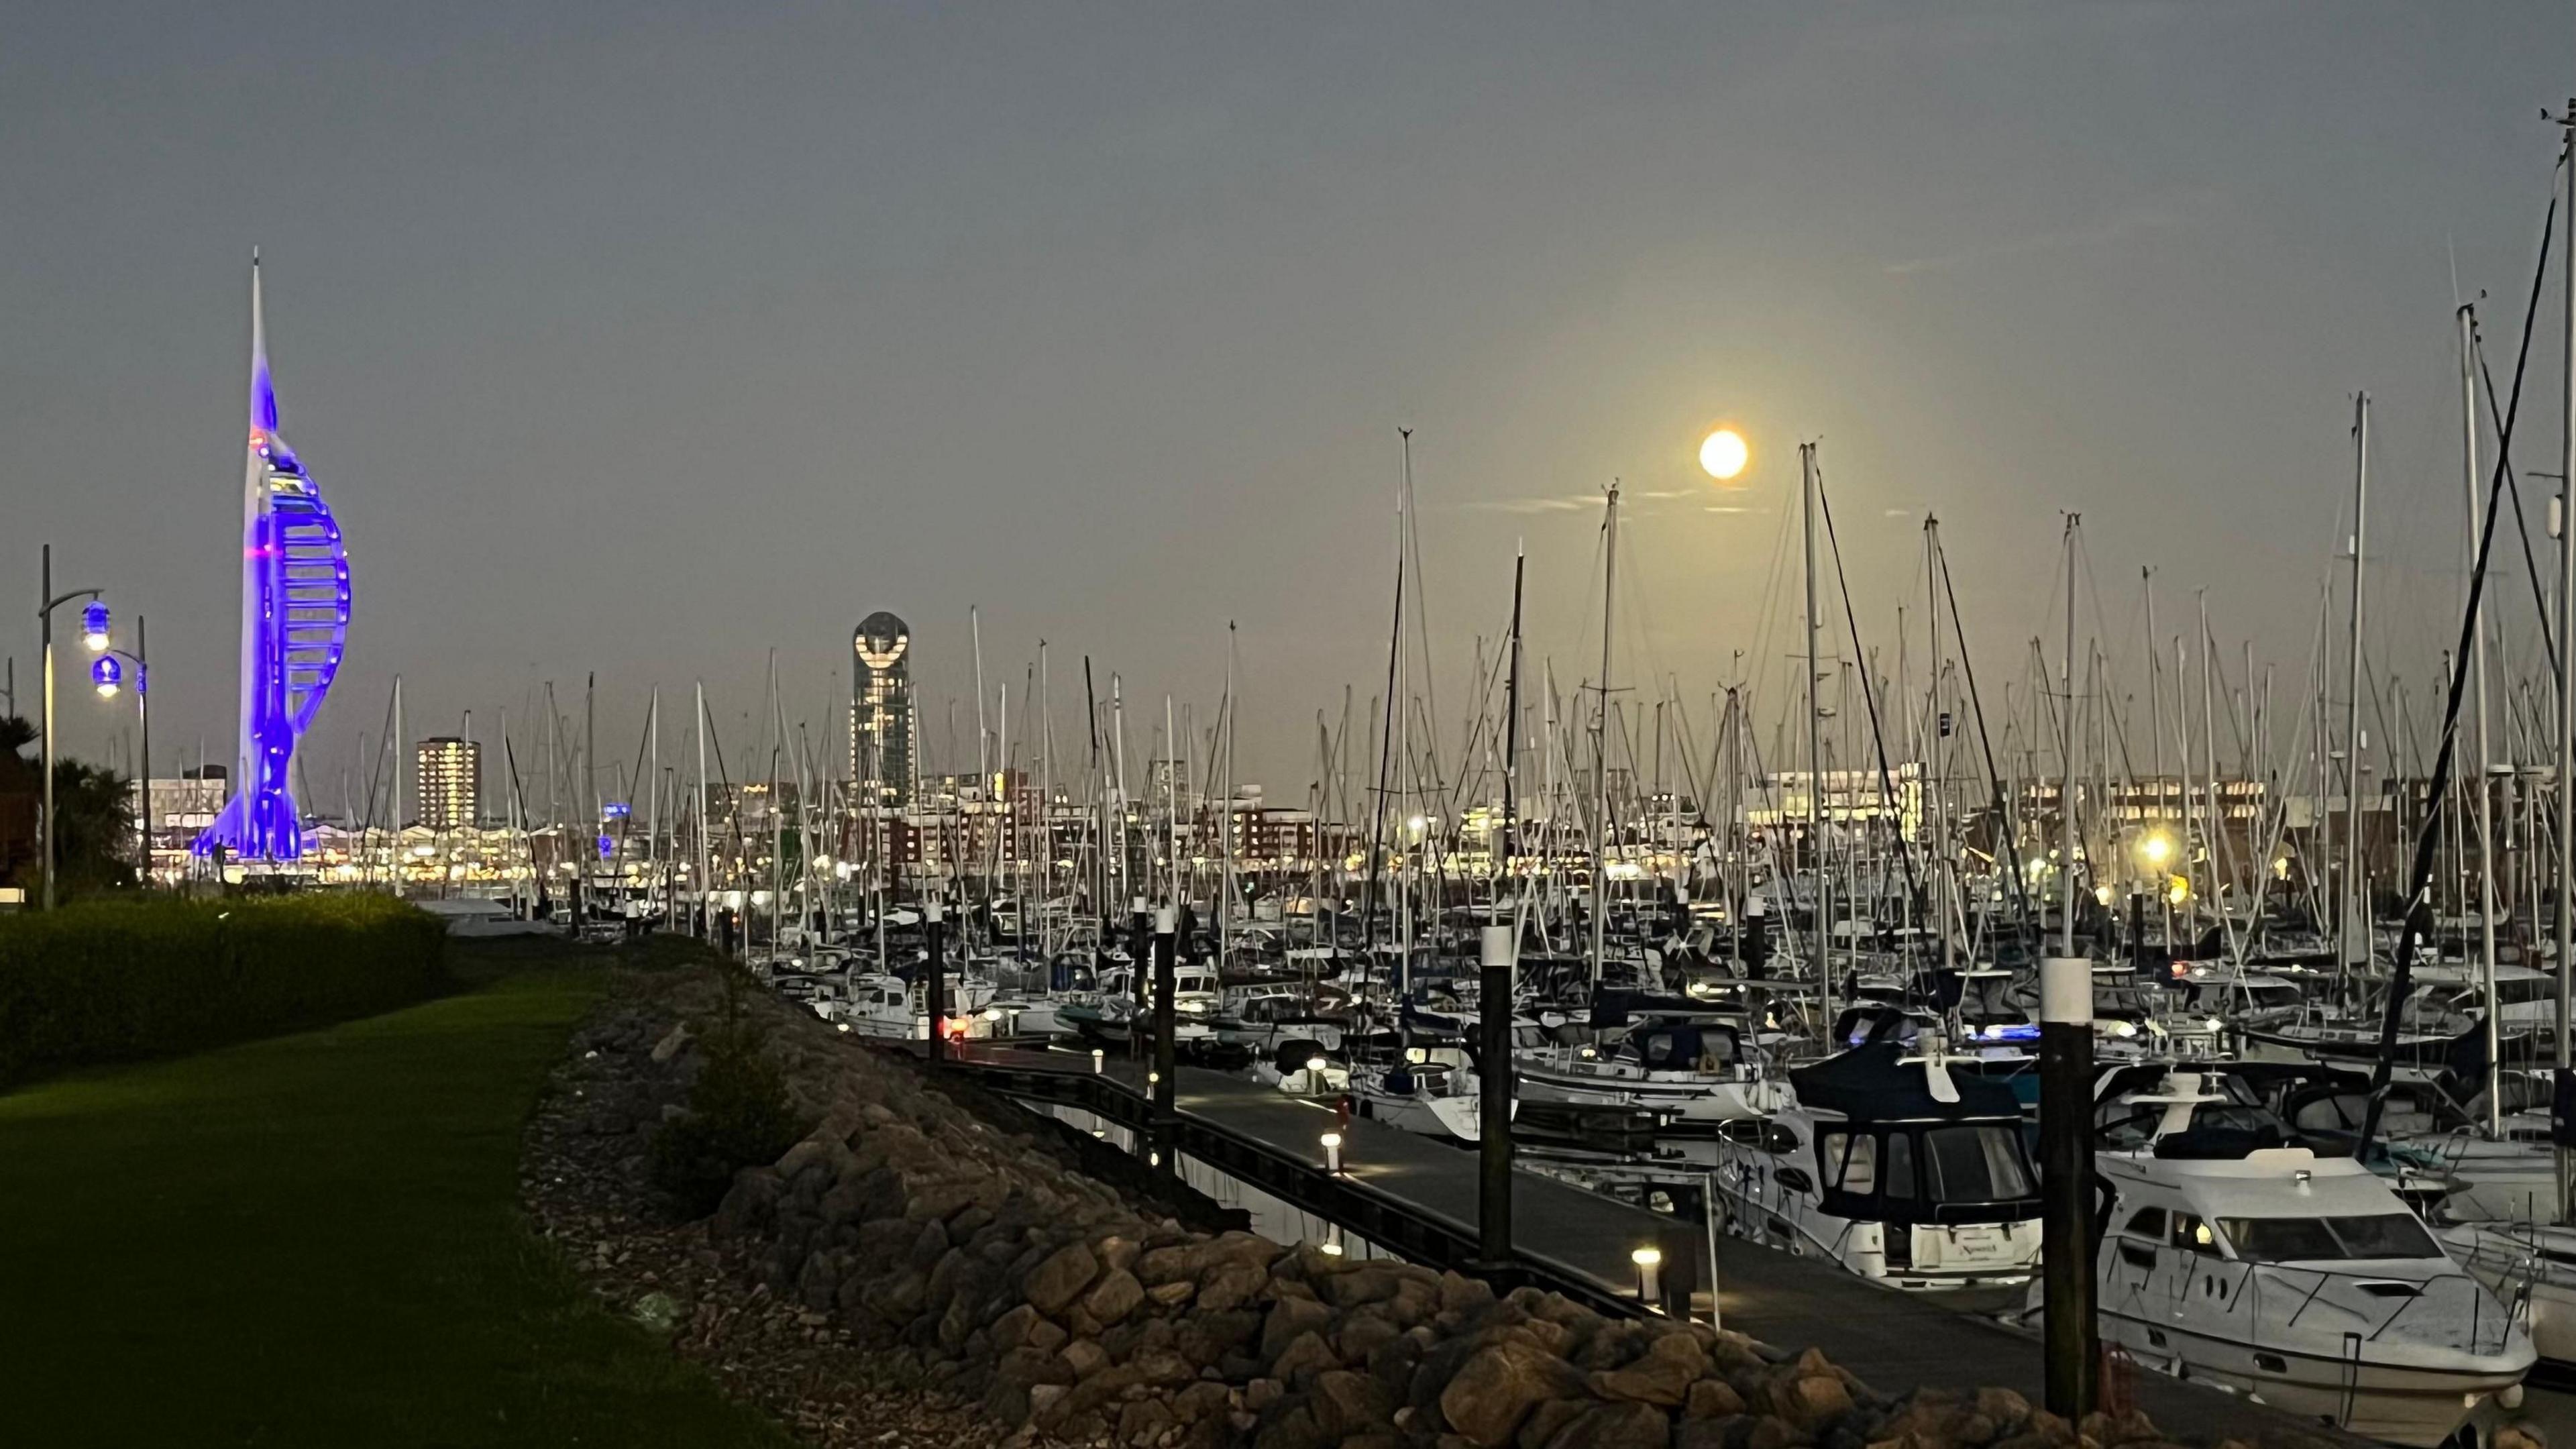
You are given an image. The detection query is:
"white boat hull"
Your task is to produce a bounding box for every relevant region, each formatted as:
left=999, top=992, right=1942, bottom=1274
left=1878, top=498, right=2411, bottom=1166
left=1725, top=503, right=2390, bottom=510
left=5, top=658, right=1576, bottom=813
left=2094, top=1305, right=2523, bottom=1447
left=1514, top=1059, right=1786, bottom=1122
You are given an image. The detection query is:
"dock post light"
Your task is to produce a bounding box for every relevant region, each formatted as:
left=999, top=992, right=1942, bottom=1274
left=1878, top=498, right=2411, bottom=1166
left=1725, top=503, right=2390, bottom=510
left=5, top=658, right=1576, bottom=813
left=1631, top=1246, right=1663, bottom=1304
left=1152, top=905, right=1179, bottom=1112
left=2039, top=953, right=2100, bottom=1419
left=923, top=898, right=946, bottom=1070
left=1478, top=922, right=1517, bottom=1270
left=1320, top=1130, right=1344, bottom=1175
left=1091, top=1048, right=1105, bottom=1075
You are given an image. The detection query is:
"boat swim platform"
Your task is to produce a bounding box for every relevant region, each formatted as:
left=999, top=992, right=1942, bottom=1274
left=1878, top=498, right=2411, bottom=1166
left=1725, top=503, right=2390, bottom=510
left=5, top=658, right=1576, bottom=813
left=936, top=1042, right=2355, bottom=1446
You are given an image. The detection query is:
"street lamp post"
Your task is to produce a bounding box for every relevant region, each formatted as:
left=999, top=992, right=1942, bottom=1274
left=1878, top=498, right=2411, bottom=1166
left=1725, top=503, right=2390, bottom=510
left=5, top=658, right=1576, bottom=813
left=35, top=545, right=107, bottom=910
left=91, top=615, right=150, bottom=883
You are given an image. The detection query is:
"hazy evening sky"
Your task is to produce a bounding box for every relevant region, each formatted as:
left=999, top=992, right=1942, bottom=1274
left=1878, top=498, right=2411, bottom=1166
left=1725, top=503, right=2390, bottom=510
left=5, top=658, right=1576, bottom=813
left=7, top=2, right=2575, bottom=807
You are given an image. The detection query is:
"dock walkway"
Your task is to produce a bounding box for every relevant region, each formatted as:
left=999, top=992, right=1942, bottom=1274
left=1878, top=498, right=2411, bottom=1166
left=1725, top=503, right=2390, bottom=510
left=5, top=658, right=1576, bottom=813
left=950, top=1044, right=2337, bottom=1443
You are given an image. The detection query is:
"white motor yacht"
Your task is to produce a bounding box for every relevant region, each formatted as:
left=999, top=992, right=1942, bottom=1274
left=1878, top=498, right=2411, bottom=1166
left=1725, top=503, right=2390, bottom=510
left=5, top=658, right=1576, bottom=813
left=2440, top=1220, right=2576, bottom=1377
left=2067, top=1132, right=2532, bottom=1446
left=1515, top=1018, right=1787, bottom=1123
left=826, top=973, right=1000, bottom=1044
left=1711, top=1040, right=2043, bottom=1291
left=1349, top=1049, right=1509, bottom=1142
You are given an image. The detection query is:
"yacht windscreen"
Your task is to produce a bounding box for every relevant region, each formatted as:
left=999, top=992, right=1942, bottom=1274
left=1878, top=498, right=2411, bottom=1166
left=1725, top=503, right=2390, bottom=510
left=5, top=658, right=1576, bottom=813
left=2218, top=1214, right=2443, bottom=1263
left=1923, top=1125, right=2035, bottom=1203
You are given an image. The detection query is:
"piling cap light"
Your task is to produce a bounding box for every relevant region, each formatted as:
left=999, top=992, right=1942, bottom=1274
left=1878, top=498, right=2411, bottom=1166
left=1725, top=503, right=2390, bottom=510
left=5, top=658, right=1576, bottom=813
left=1306, top=1056, right=1328, bottom=1073
left=80, top=600, right=111, bottom=652
left=1320, top=1132, right=1344, bottom=1150
left=90, top=655, right=123, bottom=697
left=1630, top=1246, right=1662, bottom=1267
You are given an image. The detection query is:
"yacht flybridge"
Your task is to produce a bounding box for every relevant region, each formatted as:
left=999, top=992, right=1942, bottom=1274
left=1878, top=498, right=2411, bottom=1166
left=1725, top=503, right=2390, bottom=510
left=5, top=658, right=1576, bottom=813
left=1712, top=1042, right=2043, bottom=1291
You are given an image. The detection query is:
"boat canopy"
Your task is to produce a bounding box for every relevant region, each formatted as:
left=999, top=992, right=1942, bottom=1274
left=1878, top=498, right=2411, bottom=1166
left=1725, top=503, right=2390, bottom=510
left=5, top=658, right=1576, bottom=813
left=1791, top=1042, right=2023, bottom=1122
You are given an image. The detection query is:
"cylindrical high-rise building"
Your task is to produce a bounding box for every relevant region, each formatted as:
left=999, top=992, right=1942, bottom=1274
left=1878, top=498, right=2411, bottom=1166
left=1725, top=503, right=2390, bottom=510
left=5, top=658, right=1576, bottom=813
left=850, top=612, right=915, bottom=808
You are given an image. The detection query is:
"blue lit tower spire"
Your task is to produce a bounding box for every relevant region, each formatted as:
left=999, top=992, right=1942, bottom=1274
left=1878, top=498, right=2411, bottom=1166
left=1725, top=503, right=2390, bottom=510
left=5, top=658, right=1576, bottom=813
left=197, top=253, right=352, bottom=862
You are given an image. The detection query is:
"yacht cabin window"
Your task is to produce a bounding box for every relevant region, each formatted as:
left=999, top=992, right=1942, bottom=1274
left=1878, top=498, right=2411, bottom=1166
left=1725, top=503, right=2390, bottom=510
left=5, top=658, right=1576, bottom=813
left=1923, top=1126, right=2035, bottom=1202
left=2218, top=1214, right=2443, bottom=1263
left=2122, top=1206, right=2167, bottom=1241
left=1719, top=1120, right=1802, bottom=1155
left=1821, top=1132, right=1878, bottom=1194
left=2169, top=1213, right=2218, bottom=1255
left=1882, top=1132, right=1916, bottom=1200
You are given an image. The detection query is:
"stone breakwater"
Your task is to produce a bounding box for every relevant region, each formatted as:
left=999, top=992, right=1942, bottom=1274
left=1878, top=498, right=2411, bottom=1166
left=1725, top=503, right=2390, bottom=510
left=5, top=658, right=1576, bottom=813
left=533, top=964, right=2355, bottom=1449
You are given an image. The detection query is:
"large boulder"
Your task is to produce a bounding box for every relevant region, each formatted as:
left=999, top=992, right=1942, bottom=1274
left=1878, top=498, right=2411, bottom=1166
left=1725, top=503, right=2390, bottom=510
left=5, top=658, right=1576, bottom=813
left=1540, top=1401, right=1668, bottom=1449
left=1589, top=1329, right=1708, bottom=1407
left=1025, top=1242, right=1101, bottom=1316
left=1081, top=1267, right=1145, bottom=1327
left=1309, top=1368, right=1395, bottom=1439
left=1263, top=1295, right=1335, bottom=1361
left=1437, top=1342, right=1587, bottom=1448
left=1271, top=1329, right=1342, bottom=1387
left=710, top=1167, right=784, bottom=1238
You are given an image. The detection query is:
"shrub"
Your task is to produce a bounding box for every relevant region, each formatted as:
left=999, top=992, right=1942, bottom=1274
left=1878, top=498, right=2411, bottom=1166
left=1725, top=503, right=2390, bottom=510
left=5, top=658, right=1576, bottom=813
left=0, top=894, right=449, bottom=1089
left=649, top=983, right=806, bottom=1218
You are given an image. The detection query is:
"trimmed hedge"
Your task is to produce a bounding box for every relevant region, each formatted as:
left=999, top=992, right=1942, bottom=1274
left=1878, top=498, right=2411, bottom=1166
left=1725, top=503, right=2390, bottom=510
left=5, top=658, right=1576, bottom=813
left=0, top=894, right=450, bottom=1088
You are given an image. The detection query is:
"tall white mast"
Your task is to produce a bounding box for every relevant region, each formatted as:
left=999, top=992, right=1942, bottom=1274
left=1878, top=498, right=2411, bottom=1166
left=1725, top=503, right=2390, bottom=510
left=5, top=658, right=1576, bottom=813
left=1040, top=641, right=1055, bottom=955
left=2452, top=321, right=2502, bottom=1136
left=1591, top=480, right=1620, bottom=988
left=2343, top=396, right=2369, bottom=982
left=391, top=674, right=405, bottom=839
left=1801, top=444, right=1827, bottom=1025
left=972, top=603, right=989, bottom=786
left=1928, top=523, right=1953, bottom=979
left=647, top=686, right=661, bottom=924
left=1222, top=621, right=1237, bottom=973
left=2553, top=99, right=2575, bottom=1220
left=694, top=680, right=711, bottom=940
left=2060, top=517, right=2080, bottom=959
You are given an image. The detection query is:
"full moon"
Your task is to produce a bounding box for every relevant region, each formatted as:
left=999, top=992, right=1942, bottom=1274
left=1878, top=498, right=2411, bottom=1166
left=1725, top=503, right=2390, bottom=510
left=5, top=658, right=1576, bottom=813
left=1699, top=427, right=1749, bottom=481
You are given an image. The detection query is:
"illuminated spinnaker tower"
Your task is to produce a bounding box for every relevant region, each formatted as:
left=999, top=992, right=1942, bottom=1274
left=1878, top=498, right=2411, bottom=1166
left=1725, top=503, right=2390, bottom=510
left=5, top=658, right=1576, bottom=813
left=197, top=255, right=352, bottom=862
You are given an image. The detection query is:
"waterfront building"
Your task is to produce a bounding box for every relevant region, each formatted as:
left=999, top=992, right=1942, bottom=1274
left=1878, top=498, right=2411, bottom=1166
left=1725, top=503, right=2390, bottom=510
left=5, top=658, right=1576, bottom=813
left=415, top=737, right=480, bottom=830
left=849, top=611, right=916, bottom=809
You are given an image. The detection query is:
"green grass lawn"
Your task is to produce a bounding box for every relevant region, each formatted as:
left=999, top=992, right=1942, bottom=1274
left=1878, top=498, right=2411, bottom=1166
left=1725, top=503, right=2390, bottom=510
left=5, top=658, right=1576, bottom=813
left=0, top=966, right=796, bottom=1448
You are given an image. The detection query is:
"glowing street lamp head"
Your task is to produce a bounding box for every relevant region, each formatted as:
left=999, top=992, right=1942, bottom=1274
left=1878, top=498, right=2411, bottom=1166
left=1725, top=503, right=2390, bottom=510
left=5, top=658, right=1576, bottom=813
left=1699, top=427, right=1750, bottom=482
left=80, top=600, right=111, bottom=652
left=2139, top=831, right=2174, bottom=867
left=91, top=655, right=122, bottom=698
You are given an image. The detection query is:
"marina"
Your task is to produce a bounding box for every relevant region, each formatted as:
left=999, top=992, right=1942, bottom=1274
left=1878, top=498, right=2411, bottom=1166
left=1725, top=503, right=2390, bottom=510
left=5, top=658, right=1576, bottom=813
left=22, top=9, right=2576, bottom=1449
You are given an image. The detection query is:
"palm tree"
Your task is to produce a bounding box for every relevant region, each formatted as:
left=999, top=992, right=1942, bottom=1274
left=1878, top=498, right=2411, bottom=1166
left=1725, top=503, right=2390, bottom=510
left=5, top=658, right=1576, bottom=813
left=0, top=714, right=137, bottom=900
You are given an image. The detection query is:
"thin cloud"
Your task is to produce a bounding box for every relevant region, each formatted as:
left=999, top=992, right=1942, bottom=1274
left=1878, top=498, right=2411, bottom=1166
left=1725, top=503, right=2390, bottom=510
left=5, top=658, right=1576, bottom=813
left=1456, top=494, right=1599, bottom=515
left=1884, top=195, right=2205, bottom=276
left=1456, top=486, right=1731, bottom=517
